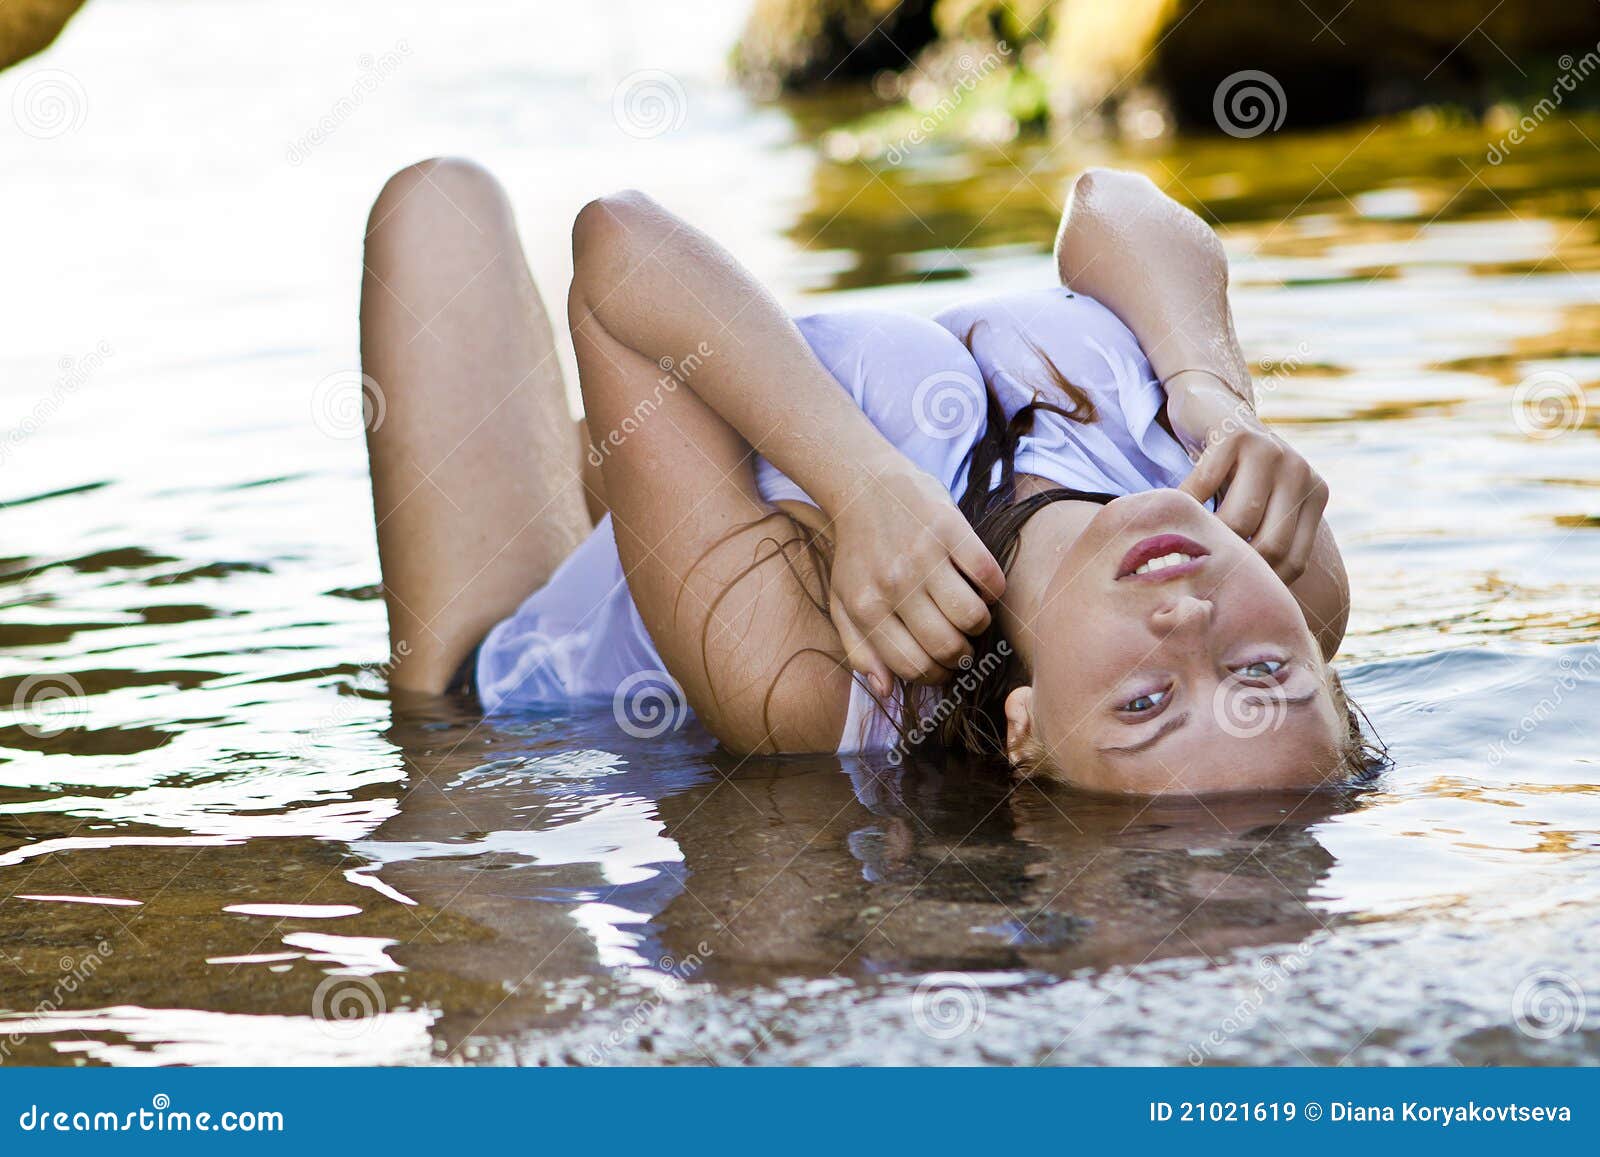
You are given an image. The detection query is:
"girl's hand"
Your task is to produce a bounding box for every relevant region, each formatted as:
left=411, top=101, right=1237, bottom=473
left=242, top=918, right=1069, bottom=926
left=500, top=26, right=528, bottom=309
left=1173, top=383, right=1329, bottom=584
left=825, top=465, right=1005, bottom=693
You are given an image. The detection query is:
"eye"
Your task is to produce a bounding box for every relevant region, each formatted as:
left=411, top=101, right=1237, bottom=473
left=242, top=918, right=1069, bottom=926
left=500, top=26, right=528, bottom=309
left=1235, top=658, right=1284, bottom=680
left=1118, top=688, right=1169, bottom=714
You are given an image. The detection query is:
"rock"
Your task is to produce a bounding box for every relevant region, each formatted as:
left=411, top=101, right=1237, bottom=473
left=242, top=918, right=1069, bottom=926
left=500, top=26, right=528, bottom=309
left=734, top=0, right=940, bottom=90
left=742, top=0, right=1600, bottom=133
left=1053, top=0, right=1600, bottom=131
left=0, top=0, right=88, bottom=72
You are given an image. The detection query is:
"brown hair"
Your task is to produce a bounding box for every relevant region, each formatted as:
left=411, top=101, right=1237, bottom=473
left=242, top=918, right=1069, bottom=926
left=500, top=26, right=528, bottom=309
left=693, top=331, right=1385, bottom=781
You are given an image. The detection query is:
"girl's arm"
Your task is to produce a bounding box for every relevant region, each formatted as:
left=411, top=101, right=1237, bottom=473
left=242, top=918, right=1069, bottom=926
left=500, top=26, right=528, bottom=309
left=1054, top=169, right=1348, bottom=658
left=569, top=192, right=1003, bottom=747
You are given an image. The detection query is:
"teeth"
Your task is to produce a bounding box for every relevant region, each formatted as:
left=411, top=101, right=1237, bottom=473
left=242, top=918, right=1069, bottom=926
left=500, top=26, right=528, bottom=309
left=1134, top=552, right=1195, bottom=575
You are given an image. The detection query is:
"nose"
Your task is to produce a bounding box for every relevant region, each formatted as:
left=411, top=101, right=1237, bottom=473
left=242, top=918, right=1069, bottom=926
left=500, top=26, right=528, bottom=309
left=1150, top=595, right=1212, bottom=635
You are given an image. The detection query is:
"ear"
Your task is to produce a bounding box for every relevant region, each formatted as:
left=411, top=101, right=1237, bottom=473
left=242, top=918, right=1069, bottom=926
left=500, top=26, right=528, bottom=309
left=1002, top=685, right=1036, bottom=767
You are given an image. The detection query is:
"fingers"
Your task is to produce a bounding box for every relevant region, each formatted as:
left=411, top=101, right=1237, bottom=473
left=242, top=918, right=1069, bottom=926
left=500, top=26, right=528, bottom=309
left=831, top=601, right=893, bottom=699
left=1178, top=437, right=1235, bottom=505
left=864, top=611, right=944, bottom=686
left=1281, top=478, right=1329, bottom=582
left=898, top=591, right=973, bottom=673
left=1213, top=452, right=1276, bottom=543
left=1250, top=485, right=1302, bottom=577
left=945, top=521, right=1006, bottom=602
left=926, top=564, right=992, bottom=636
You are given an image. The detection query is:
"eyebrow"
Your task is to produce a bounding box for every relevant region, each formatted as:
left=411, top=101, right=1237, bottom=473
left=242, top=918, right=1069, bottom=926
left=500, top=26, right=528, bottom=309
left=1099, top=712, right=1189, bottom=755
left=1096, top=690, right=1319, bottom=756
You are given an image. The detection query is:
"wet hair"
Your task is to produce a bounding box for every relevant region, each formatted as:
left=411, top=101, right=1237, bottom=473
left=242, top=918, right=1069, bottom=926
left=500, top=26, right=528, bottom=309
left=692, top=334, right=1386, bottom=782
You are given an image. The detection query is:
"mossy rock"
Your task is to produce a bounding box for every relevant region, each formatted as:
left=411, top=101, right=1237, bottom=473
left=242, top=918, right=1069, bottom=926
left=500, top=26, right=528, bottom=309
left=735, top=0, right=940, bottom=89
left=0, top=0, right=87, bottom=71
left=1053, top=0, right=1600, bottom=130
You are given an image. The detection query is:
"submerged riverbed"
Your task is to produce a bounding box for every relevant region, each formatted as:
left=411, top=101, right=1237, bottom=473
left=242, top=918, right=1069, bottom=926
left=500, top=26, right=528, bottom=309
left=2, top=0, right=1599, bottom=1064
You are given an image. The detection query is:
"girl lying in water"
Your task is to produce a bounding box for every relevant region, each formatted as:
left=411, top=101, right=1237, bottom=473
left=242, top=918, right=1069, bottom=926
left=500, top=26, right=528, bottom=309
left=360, top=161, right=1382, bottom=795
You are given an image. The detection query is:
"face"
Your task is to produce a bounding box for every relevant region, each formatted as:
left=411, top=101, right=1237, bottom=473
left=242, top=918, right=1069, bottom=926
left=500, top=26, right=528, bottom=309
left=1009, top=489, right=1345, bottom=795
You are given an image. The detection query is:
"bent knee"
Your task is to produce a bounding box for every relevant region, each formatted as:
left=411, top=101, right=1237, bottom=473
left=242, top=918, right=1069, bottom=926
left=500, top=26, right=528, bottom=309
left=366, top=156, right=509, bottom=242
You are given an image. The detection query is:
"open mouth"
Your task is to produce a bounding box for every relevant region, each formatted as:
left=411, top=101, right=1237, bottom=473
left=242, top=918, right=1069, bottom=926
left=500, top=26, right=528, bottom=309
left=1116, top=533, right=1210, bottom=581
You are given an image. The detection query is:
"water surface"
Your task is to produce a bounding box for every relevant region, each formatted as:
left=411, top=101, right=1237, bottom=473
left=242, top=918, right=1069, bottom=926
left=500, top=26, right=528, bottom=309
left=2, top=0, right=1600, bottom=1065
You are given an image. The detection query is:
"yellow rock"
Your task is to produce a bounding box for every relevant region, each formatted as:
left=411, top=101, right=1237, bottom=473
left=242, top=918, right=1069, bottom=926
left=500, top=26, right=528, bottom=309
left=0, top=0, right=88, bottom=72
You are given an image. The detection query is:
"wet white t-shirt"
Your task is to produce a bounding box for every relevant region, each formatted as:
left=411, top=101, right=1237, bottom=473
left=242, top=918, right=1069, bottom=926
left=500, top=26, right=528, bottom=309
left=476, top=288, right=1196, bottom=754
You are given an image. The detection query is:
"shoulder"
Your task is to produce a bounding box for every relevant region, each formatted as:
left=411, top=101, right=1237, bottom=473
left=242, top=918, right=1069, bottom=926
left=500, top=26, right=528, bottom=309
left=934, top=287, right=1136, bottom=348
left=796, top=307, right=982, bottom=380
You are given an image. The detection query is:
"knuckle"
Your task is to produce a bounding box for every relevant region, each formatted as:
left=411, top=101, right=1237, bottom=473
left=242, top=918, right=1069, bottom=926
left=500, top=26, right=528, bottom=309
left=959, top=606, right=991, bottom=634
left=852, top=587, right=890, bottom=620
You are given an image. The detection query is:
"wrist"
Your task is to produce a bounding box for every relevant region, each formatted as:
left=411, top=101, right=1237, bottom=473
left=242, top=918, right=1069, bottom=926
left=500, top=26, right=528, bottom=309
left=807, top=431, right=915, bottom=518
left=1165, top=378, right=1257, bottom=453
left=1163, top=367, right=1252, bottom=406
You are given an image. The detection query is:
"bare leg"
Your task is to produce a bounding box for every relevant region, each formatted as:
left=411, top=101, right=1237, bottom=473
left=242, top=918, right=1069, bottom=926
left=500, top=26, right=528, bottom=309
left=361, top=157, right=592, bottom=692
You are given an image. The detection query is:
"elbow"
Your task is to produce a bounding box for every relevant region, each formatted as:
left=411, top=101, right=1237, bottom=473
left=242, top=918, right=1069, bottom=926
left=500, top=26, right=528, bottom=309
left=570, top=189, right=662, bottom=314
left=572, top=189, right=656, bottom=264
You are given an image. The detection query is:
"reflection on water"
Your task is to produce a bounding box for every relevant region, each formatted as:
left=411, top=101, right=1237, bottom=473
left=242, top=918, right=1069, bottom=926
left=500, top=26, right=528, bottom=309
left=3, top=1, right=1600, bottom=1065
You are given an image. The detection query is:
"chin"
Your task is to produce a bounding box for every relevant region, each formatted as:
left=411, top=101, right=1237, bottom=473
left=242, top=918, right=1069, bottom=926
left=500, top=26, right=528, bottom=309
left=1069, top=487, right=1217, bottom=565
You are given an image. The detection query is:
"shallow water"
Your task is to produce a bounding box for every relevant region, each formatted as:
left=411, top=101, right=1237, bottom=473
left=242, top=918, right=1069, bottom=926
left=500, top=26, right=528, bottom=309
left=3, top=1, right=1600, bottom=1065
